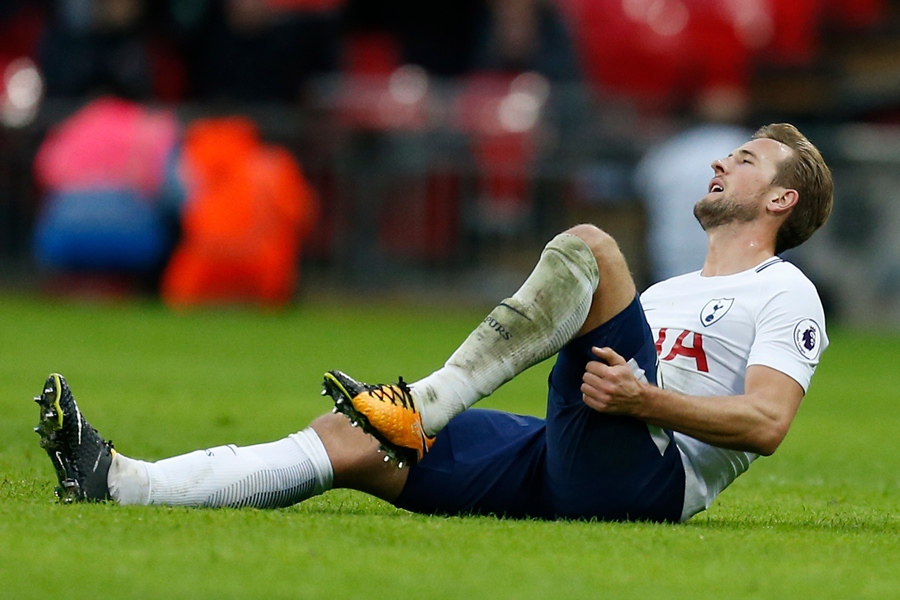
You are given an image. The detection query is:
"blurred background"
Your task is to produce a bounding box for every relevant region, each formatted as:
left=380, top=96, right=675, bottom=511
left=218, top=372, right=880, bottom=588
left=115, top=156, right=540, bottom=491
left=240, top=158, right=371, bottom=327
left=1, top=0, right=899, bottom=325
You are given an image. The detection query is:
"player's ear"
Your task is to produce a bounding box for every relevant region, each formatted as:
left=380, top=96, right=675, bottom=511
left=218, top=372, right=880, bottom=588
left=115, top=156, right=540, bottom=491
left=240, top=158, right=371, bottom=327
left=769, top=188, right=798, bottom=216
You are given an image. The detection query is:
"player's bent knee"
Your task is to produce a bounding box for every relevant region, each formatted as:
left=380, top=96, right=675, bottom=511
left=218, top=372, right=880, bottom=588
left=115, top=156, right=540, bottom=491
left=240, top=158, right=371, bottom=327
left=563, top=224, right=636, bottom=332
left=564, top=224, right=618, bottom=261
left=543, top=228, right=601, bottom=284
left=565, top=224, right=633, bottom=288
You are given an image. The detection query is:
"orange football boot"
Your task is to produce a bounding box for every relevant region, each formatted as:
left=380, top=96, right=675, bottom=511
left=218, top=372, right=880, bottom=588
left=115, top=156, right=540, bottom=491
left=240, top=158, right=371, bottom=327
left=322, top=370, right=434, bottom=468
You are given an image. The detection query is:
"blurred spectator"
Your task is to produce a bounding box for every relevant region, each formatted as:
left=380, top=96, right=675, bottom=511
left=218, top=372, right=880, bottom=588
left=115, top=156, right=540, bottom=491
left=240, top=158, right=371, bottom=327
left=473, top=0, right=580, bottom=82
left=161, top=117, right=319, bottom=308
left=341, top=0, right=483, bottom=77
left=39, top=0, right=157, bottom=100
left=634, top=89, right=751, bottom=282
left=10, top=0, right=887, bottom=107
left=189, top=0, right=341, bottom=102
left=340, top=0, right=580, bottom=82
left=32, top=97, right=181, bottom=275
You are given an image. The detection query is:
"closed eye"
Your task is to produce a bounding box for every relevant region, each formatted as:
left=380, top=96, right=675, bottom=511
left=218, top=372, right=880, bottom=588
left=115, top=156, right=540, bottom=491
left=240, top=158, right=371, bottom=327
left=736, top=149, right=757, bottom=164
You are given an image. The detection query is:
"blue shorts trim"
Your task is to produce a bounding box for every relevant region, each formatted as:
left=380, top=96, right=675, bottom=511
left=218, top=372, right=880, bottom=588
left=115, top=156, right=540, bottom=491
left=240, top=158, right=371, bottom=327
left=395, top=296, right=685, bottom=522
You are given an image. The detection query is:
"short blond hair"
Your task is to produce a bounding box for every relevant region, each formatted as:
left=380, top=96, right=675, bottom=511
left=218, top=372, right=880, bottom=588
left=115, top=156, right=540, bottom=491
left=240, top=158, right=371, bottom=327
left=752, top=123, right=834, bottom=254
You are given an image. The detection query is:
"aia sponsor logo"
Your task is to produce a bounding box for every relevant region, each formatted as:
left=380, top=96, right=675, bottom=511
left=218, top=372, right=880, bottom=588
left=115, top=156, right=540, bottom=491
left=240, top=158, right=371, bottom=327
left=655, top=328, right=709, bottom=372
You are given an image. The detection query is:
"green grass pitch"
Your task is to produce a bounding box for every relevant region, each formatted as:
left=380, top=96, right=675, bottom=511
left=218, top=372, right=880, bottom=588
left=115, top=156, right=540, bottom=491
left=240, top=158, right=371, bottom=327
left=0, top=293, right=897, bottom=599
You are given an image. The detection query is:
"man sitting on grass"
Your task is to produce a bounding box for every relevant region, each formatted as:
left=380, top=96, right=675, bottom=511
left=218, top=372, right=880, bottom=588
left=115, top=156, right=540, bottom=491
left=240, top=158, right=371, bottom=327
left=34, top=123, right=832, bottom=522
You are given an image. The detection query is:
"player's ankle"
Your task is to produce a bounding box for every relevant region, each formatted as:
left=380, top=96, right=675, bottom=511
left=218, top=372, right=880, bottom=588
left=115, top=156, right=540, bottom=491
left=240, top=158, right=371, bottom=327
left=411, top=378, right=467, bottom=436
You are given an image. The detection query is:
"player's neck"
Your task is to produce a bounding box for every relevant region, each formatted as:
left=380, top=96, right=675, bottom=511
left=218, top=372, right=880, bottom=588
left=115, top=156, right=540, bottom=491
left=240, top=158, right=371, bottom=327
left=701, top=224, right=776, bottom=277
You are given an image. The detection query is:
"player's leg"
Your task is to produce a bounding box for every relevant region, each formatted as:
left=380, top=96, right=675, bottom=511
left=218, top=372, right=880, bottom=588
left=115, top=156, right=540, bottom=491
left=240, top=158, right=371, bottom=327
left=311, top=412, right=408, bottom=501
left=413, top=224, right=611, bottom=432
left=109, top=429, right=334, bottom=507
left=33, top=373, right=402, bottom=507
left=113, top=412, right=405, bottom=506
left=323, top=224, right=610, bottom=464
left=392, top=408, right=549, bottom=518
left=543, top=297, right=685, bottom=521
left=539, top=232, right=686, bottom=521
left=569, top=223, right=638, bottom=335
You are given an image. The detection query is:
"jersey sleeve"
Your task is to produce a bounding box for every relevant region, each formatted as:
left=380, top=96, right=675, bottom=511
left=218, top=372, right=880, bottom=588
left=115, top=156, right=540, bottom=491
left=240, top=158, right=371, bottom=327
left=746, top=273, right=828, bottom=392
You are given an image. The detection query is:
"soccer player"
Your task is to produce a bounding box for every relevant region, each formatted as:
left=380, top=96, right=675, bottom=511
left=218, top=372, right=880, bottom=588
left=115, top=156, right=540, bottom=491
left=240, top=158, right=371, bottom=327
left=34, top=123, right=832, bottom=522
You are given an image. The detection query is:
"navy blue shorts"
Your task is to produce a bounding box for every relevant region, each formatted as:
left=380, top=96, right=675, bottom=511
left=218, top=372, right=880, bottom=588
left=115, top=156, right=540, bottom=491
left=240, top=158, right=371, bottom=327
left=394, top=296, right=686, bottom=522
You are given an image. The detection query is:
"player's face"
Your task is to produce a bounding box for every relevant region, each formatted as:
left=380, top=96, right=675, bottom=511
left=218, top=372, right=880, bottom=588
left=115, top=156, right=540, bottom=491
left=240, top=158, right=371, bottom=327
left=694, top=137, right=793, bottom=230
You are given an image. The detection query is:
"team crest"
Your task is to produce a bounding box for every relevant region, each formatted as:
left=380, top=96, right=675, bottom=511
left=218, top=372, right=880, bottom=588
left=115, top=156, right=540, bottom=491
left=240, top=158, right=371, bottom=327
left=793, top=319, right=822, bottom=359
left=700, top=298, right=734, bottom=327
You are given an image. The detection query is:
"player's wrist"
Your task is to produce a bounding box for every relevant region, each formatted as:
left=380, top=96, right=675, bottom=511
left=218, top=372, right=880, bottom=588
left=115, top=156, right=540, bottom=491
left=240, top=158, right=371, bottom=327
left=633, top=381, right=666, bottom=421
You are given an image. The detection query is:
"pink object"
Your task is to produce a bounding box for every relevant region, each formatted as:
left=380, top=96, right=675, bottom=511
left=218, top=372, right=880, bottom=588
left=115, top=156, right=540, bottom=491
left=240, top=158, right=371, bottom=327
left=34, top=96, right=179, bottom=197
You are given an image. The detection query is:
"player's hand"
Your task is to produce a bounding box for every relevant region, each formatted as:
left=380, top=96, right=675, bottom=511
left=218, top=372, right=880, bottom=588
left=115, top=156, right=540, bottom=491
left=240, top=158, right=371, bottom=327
left=581, top=347, right=644, bottom=415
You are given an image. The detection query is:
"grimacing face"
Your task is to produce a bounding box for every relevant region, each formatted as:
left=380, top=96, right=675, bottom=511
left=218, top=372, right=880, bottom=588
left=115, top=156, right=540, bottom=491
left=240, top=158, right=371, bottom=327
left=694, top=137, right=793, bottom=231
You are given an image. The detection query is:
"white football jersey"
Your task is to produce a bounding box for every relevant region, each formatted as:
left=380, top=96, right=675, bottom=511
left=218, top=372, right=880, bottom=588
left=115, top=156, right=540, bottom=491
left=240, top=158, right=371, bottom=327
left=640, top=257, right=828, bottom=520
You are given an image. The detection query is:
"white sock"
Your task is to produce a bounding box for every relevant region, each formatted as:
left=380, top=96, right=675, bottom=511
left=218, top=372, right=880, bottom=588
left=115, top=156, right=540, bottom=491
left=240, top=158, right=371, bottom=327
left=108, top=427, right=334, bottom=508
left=413, top=232, right=599, bottom=434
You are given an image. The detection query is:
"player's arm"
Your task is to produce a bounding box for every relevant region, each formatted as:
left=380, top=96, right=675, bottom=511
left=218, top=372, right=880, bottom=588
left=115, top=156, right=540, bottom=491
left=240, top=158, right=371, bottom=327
left=581, top=347, right=804, bottom=456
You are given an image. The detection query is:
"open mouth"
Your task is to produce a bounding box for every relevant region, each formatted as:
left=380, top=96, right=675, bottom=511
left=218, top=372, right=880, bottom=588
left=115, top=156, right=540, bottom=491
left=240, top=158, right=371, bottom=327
left=708, top=181, right=724, bottom=193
